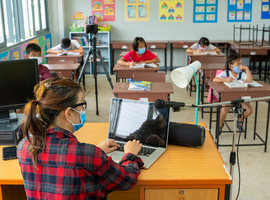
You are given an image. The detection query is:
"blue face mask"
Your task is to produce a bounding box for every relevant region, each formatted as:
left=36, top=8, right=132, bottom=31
left=232, top=66, right=242, bottom=73
left=63, top=47, right=71, bottom=51
left=67, top=108, right=86, bottom=133
left=138, top=47, right=146, bottom=54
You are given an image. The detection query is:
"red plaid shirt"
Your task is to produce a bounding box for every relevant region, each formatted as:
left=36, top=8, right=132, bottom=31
left=17, top=127, right=144, bottom=200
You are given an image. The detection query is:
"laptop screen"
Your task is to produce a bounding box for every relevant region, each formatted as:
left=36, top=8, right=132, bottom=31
left=108, top=98, right=170, bottom=148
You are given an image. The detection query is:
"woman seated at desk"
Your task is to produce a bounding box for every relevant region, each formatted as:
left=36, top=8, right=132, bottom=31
left=117, top=37, right=160, bottom=67
left=17, top=77, right=143, bottom=199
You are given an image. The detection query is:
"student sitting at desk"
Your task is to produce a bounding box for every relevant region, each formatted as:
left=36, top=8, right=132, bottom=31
left=17, top=78, right=143, bottom=199
left=186, top=37, right=220, bottom=54
left=213, top=54, right=253, bottom=133
left=25, top=43, right=53, bottom=81
left=117, top=37, right=160, bottom=67
left=46, top=38, right=84, bottom=55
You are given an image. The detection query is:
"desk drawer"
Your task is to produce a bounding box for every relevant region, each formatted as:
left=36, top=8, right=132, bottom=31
left=145, top=188, right=218, bottom=200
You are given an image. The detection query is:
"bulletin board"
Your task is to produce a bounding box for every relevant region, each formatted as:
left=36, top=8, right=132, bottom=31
left=91, top=0, right=115, bottom=21
left=261, top=0, right=270, bottom=19
left=227, top=0, right=253, bottom=22
left=125, top=0, right=149, bottom=22
left=159, top=0, right=184, bottom=22
left=193, top=0, right=218, bottom=23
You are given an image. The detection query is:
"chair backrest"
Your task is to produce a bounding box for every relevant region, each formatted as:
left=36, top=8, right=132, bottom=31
left=200, top=56, right=226, bottom=64
left=133, top=72, right=166, bottom=82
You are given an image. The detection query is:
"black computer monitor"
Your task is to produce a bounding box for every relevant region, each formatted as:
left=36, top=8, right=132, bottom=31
left=0, top=59, right=39, bottom=123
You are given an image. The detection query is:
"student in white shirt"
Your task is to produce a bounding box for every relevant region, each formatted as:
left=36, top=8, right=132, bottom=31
left=213, top=54, right=253, bottom=134
left=186, top=37, right=220, bottom=54
left=46, top=38, right=84, bottom=54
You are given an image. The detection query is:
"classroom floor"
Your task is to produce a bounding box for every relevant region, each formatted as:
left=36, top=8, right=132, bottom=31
left=83, top=73, right=270, bottom=200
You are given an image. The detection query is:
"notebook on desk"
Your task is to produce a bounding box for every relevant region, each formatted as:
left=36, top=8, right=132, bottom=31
left=106, top=98, right=170, bottom=169
left=193, top=52, right=218, bottom=55
left=57, top=52, right=80, bottom=56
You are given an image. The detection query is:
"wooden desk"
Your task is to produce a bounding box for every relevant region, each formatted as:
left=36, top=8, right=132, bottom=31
left=119, top=51, right=158, bottom=57
left=111, top=41, right=168, bottom=72
left=43, top=63, right=80, bottom=80
left=45, top=54, right=83, bottom=64
left=170, top=40, right=229, bottom=71
left=0, top=122, right=232, bottom=200
left=112, top=82, right=173, bottom=102
left=186, top=52, right=226, bottom=63
left=199, top=63, right=226, bottom=119
left=208, top=81, right=270, bottom=152
left=113, top=64, right=160, bottom=82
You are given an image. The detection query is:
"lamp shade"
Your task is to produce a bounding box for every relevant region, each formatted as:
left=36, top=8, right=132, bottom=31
left=171, top=61, right=202, bottom=88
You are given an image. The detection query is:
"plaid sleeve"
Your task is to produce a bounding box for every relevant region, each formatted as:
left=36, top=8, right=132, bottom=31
left=87, top=146, right=143, bottom=196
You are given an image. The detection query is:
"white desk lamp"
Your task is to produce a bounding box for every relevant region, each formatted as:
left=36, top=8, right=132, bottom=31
left=171, top=61, right=202, bottom=125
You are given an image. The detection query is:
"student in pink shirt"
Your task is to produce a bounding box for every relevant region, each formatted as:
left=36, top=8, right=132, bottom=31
left=117, top=37, right=160, bottom=67
left=25, top=43, right=53, bottom=81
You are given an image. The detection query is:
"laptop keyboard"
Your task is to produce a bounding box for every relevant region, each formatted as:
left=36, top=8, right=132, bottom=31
left=115, top=142, right=156, bottom=157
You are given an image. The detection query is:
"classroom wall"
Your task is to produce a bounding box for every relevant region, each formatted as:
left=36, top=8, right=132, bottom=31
left=61, top=0, right=268, bottom=68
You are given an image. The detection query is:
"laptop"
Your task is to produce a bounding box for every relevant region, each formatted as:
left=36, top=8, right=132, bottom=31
left=106, top=98, right=170, bottom=169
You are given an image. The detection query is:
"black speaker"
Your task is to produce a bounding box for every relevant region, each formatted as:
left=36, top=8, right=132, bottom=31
left=168, top=122, right=206, bottom=147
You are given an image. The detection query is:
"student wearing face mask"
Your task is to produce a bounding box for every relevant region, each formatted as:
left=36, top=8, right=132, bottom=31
left=25, top=43, right=53, bottom=81
left=213, top=54, right=253, bottom=134
left=117, top=37, right=160, bottom=67
left=17, top=78, right=143, bottom=199
left=186, top=37, right=220, bottom=54
left=46, top=38, right=84, bottom=55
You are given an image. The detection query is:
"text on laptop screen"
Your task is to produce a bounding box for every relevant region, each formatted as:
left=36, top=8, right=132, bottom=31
left=108, top=98, right=170, bottom=148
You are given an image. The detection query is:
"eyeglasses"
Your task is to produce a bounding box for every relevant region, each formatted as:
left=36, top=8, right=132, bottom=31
left=71, top=100, right=87, bottom=110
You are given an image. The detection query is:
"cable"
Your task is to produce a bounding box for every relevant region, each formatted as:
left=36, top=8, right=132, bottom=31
left=235, top=112, right=244, bottom=200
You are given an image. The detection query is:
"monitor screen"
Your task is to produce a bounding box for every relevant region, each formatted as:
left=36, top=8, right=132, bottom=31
left=0, top=59, right=39, bottom=114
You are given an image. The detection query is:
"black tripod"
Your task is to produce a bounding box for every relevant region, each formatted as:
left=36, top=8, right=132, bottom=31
left=77, top=34, right=114, bottom=115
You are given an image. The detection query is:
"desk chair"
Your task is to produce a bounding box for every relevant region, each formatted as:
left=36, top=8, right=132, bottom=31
left=208, top=71, right=248, bottom=138
left=133, top=72, right=166, bottom=82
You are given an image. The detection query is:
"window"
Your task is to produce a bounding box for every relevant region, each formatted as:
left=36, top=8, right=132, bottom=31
left=0, top=1, right=5, bottom=46
left=40, top=0, right=47, bottom=30
left=0, top=0, right=49, bottom=48
left=34, top=0, right=41, bottom=32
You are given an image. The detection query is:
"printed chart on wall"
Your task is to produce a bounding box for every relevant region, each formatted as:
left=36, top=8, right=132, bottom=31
left=193, top=0, right=218, bottom=23
left=92, top=0, right=115, bottom=21
left=125, top=0, right=149, bottom=22
left=227, top=0, right=252, bottom=22
left=159, top=0, right=184, bottom=22
left=262, top=0, right=270, bottom=19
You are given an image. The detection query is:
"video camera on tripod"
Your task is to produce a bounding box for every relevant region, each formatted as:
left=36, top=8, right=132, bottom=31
left=77, top=20, right=114, bottom=116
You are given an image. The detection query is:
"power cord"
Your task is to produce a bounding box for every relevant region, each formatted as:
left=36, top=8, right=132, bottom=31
left=235, top=112, right=244, bottom=200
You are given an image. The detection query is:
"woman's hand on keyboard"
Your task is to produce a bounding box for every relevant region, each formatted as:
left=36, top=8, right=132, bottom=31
left=124, top=140, right=142, bottom=155
left=97, top=139, right=120, bottom=154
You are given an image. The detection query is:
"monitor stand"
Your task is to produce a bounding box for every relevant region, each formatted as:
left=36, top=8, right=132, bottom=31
left=0, top=111, right=18, bottom=124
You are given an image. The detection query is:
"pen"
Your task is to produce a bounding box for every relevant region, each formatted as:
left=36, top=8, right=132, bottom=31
left=128, top=55, right=133, bottom=62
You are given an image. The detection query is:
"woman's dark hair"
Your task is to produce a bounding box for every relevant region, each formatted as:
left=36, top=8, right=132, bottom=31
left=133, top=37, right=147, bottom=52
left=25, top=43, right=42, bottom=55
left=225, top=54, right=241, bottom=71
left=61, top=38, right=71, bottom=49
left=22, top=77, right=84, bottom=168
left=199, top=37, right=210, bottom=46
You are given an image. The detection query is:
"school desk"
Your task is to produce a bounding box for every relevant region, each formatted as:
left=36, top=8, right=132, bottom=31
left=199, top=63, right=226, bottom=119
left=228, top=42, right=268, bottom=82
left=170, top=40, right=229, bottom=71
left=208, top=81, right=270, bottom=152
left=45, top=54, right=83, bottom=64
left=113, top=64, right=160, bottom=82
left=43, top=63, right=80, bottom=80
left=0, top=122, right=231, bottom=200
left=119, top=51, right=158, bottom=57
left=112, top=82, right=173, bottom=102
left=110, top=41, right=168, bottom=72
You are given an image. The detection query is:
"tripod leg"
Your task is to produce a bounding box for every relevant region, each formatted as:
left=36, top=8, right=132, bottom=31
left=96, top=49, right=115, bottom=92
